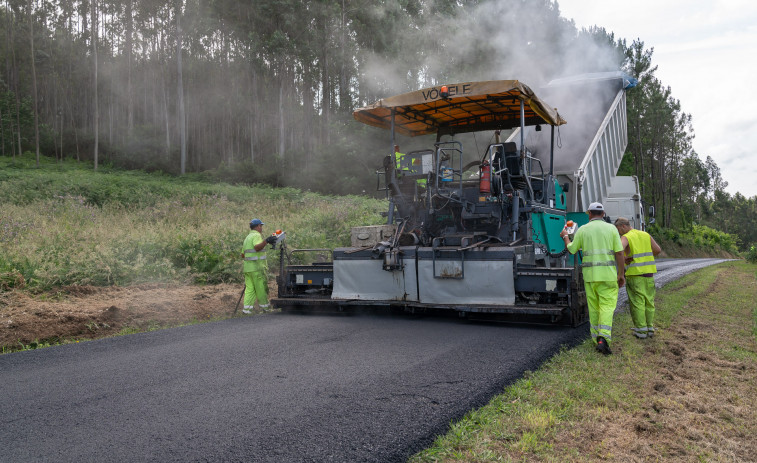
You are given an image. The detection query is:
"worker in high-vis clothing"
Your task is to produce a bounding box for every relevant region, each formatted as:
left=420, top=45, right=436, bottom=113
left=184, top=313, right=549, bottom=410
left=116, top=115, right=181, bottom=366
left=241, top=218, right=277, bottom=314
left=560, top=202, right=626, bottom=355
left=614, top=217, right=662, bottom=339
left=394, top=145, right=407, bottom=177
left=394, top=144, right=426, bottom=187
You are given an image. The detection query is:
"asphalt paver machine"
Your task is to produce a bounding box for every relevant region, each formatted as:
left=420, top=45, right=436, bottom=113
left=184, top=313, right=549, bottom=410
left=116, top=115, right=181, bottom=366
left=272, top=80, right=588, bottom=325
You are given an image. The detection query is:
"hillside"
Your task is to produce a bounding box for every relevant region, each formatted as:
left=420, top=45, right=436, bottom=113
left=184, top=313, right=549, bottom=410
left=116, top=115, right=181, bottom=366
left=0, top=154, right=386, bottom=351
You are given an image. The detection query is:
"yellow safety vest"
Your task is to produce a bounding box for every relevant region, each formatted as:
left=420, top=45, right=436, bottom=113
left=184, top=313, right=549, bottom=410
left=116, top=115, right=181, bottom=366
left=567, top=219, right=624, bottom=282
left=395, top=151, right=427, bottom=186
left=623, top=229, right=657, bottom=275
left=395, top=151, right=407, bottom=172
left=242, top=230, right=267, bottom=273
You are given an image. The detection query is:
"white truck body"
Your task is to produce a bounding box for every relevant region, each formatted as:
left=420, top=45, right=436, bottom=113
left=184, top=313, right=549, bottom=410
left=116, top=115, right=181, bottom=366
left=603, top=175, right=645, bottom=230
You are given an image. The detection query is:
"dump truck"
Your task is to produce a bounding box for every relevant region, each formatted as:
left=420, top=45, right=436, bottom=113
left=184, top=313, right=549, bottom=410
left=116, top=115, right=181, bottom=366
left=271, top=79, right=597, bottom=325
left=506, top=72, right=646, bottom=231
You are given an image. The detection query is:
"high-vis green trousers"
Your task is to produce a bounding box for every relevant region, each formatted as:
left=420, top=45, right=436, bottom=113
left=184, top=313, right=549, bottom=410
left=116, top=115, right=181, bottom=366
left=626, top=275, right=656, bottom=338
left=244, top=271, right=269, bottom=310
left=585, top=280, right=618, bottom=345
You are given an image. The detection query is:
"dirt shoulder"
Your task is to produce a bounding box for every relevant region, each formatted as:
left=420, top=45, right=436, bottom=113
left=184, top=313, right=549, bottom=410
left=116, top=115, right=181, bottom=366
left=0, top=281, right=277, bottom=351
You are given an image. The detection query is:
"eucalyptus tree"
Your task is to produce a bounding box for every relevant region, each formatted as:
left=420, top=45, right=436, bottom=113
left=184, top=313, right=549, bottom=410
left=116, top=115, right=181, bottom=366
left=27, top=0, right=39, bottom=166
left=91, top=0, right=98, bottom=170
left=6, top=0, right=24, bottom=157
left=175, top=0, right=186, bottom=174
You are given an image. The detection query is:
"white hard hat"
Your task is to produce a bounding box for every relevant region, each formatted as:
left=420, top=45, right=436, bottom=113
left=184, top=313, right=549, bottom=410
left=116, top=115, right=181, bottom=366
left=587, top=202, right=604, bottom=212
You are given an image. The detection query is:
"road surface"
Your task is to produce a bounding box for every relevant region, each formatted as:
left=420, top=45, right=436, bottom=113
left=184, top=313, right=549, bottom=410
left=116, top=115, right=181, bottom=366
left=1, top=258, right=729, bottom=462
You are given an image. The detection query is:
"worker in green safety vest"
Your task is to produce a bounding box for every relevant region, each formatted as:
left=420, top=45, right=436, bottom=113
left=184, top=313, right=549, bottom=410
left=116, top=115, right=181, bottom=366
left=614, top=217, right=662, bottom=339
left=394, top=145, right=427, bottom=187
left=394, top=145, right=407, bottom=177
left=241, top=218, right=277, bottom=314
left=561, top=202, right=626, bottom=355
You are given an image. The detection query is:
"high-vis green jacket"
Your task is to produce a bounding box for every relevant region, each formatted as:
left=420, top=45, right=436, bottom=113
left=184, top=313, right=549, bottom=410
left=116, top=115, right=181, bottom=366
left=623, top=228, right=657, bottom=275
left=567, top=219, right=623, bottom=282
left=242, top=230, right=267, bottom=273
left=395, top=151, right=427, bottom=186
left=395, top=151, right=408, bottom=173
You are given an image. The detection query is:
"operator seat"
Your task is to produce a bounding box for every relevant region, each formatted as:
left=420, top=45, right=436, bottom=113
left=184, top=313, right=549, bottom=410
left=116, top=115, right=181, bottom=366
left=502, top=141, right=529, bottom=190
left=491, top=145, right=504, bottom=173
left=503, top=142, right=520, bottom=176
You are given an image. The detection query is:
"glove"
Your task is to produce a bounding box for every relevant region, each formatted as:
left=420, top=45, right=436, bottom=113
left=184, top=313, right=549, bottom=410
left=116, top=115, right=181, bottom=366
left=265, top=235, right=277, bottom=245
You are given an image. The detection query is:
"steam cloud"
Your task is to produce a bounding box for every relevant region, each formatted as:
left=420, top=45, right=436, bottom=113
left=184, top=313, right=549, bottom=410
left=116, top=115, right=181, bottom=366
left=360, top=1, right=623, bottom=95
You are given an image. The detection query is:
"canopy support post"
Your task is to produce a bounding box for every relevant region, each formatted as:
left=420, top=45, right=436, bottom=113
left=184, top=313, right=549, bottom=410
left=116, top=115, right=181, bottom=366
left=550, top=124, right=555, bottom=176
left=519, top=100, right=525, bottom=153
left=390, top=108, right=396, bottom=152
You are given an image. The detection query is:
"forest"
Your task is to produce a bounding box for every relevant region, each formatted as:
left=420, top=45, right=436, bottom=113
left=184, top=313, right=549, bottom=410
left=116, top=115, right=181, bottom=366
left=1, top=0, right=755, bottom=251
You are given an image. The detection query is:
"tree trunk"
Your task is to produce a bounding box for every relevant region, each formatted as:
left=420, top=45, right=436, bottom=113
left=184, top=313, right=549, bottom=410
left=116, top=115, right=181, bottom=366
left=659, top=146, right=666, bottom=227
left=339, top=0, right=350, bottom=112
left=7, top=106, right=16, bottom=159
left=91, top=0, right=99, bottom=170
left=3, top=0, right=13, bottom=160
left=0, top=105, right=5, bottom=157
left=3, top=0, right=11, bottom=90
left=278, top=78, right=285, bottom=158
left=125, top=0, right=134, bottom=136
left=634, top=118, right=643, bottom=198
left=28, top=0, right=40, bottom=166
left=649, top=139, right=656, bottom=217
left=66, top=92, right=80, bottom=161
left=9, top=5, right=22, bottom=158
left=248, top=54, right=256, bottom=163
left=320, top=16, right=330, bottom=146
left=176, top=0, right=187, bottom=175
left=59, top=109, right=63, bottom=161
left=162, top=65, right=171, bottom=158
left=249, top=114, right=254, bottom=163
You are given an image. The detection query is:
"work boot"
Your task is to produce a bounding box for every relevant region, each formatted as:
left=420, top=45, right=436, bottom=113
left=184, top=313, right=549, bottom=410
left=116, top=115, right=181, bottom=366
left=242, top=308, right=252, bottom=314
left=596, top=337, right=612, bottom=355
left=631, top=328, right=648, bottom=339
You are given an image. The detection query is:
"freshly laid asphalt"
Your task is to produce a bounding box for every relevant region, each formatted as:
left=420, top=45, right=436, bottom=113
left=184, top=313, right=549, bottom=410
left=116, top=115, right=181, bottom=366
left=1, top=258, right=728, bottom=462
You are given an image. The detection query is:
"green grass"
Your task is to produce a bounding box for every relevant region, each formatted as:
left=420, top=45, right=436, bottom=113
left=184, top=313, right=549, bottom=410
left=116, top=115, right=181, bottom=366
left=410, top=261, right=757, bottom=462
left=0, top=153, right=386, bottom=291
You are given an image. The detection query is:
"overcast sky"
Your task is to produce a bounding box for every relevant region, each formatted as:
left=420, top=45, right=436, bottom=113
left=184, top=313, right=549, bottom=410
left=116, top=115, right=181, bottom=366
left=557, top=0, right=757, bottom=198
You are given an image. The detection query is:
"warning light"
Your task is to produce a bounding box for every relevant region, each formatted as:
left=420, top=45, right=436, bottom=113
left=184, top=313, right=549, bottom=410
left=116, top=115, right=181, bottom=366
left=440, top=85, right=449, bottom=98
left=566, top=220, right=574, bottom=227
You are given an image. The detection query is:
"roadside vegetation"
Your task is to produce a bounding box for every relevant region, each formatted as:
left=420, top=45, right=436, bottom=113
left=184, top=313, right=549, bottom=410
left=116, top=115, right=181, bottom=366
left=0, top=154, right=386, bottom=292
left=410, top=261, right=757, bottom=462
left=746, top=245, right=757, bottom=264
left=0, top=155, right=746, bottom=295
left=651, top=223, right=740, bottom=258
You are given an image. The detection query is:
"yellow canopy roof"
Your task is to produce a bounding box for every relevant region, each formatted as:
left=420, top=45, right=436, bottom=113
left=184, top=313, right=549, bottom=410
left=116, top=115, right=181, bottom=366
left=353, top=80, right=566, bottom=137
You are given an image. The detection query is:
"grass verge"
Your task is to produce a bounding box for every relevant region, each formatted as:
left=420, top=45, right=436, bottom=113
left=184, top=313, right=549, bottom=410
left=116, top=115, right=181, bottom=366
left=0, top=153, right=386, bottom=291
left=410, top=261, right=757, bottom=462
